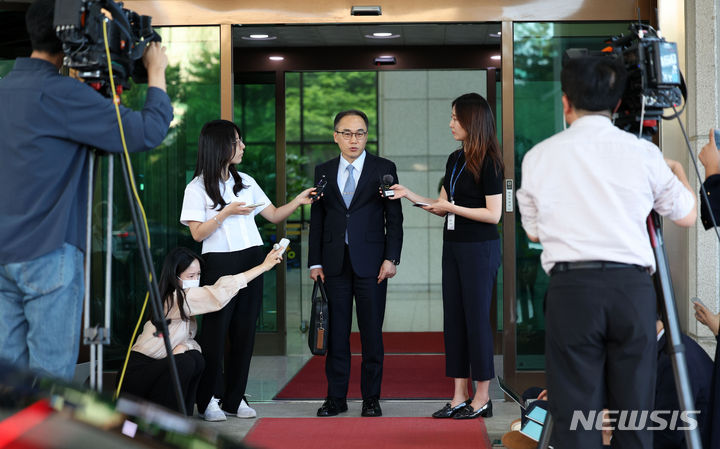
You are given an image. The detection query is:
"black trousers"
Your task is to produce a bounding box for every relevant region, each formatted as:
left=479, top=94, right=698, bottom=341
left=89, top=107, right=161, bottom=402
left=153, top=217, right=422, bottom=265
left=441, top=239, right=500, bottom=381
left=545, top=267, right=656, bottom=449
left=324, top=245, right=387, bottom=400
left=195, top=246, right=264, bottom=414
left=122, top=350, right=204, bottom=415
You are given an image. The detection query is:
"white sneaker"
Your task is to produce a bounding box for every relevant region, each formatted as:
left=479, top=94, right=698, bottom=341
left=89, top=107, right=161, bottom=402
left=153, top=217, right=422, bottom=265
left=201, top=396, right=227, bottom=422
left=234, top=398, right=257, bottom=419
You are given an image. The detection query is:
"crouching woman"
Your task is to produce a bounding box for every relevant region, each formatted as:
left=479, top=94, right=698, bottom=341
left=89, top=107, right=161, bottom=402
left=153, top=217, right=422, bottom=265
left=120, top=246, right=283, bottom=414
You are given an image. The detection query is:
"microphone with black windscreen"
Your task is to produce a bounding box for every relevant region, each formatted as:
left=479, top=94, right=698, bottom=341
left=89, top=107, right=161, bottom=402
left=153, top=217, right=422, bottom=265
left=380, top=174, right=395, bottom=198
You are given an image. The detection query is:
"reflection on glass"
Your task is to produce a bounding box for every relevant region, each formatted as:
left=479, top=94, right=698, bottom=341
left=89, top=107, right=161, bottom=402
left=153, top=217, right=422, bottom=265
left=513, top=22, right=629, bottom=371
left=92, top=26, right=220, bottom=365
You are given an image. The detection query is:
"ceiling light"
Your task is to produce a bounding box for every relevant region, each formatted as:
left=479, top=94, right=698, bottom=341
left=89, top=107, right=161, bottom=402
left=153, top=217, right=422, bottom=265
left=269, top=56, right=284, bottom=61
left=241, top=34, right=277, bottom=41
left=374, top=55, right=396, bottom=65
left=365, top=33, right=400, bottom=39
left=351, top=5, right=382, bottom=15
left=490, top=55, right=501, bottom=60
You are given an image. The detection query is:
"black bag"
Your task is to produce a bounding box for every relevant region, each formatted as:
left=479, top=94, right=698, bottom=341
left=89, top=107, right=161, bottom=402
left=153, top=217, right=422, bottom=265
left=308, top=279, right=329, bottom=356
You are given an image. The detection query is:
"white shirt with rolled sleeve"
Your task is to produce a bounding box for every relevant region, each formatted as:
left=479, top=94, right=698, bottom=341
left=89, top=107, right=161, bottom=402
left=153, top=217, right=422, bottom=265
left=516, top=115, right=694, bottom=275
left=180, top=173, right=271, bottom=254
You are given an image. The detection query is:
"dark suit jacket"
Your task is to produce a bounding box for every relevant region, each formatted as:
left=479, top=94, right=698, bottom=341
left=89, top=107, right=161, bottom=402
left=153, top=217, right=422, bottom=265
left=654, top=333, right=714, bottom=449
left=700, top=174, right=720, bottom=230
left=308, top=152, right=403, bottom=278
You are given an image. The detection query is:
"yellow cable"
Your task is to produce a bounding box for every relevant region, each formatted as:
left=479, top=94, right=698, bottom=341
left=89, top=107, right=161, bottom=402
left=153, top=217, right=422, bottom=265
left=100, top=19, right=154, bottom=399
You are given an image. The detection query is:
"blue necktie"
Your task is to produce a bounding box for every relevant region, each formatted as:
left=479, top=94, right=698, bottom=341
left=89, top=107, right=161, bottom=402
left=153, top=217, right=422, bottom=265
left=342, top=165, right=355, bottom=208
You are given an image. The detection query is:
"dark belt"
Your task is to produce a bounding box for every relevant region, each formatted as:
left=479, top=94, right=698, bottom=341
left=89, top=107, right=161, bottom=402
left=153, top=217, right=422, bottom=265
left=550, top=261, right=646, bottom=275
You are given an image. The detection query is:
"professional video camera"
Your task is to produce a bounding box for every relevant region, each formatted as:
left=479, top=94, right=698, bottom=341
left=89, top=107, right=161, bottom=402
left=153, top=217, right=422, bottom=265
left=566, top=23, right=686, bottom=138
left=53, top=0, right=160, bottom=98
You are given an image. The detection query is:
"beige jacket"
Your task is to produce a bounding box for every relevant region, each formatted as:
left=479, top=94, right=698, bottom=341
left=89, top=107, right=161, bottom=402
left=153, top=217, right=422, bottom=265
left=131, top=273, right=248, bottom=359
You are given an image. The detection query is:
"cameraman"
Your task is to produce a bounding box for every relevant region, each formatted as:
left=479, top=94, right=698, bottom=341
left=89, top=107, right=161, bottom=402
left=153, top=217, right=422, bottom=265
left=0, top=0, right=172, bottom=381
left=516, top=55, right=696, bottom=449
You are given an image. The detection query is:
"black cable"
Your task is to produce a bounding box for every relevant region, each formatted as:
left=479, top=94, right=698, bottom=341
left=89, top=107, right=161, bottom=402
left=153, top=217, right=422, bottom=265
left=118, top=154, right=187, bottom=415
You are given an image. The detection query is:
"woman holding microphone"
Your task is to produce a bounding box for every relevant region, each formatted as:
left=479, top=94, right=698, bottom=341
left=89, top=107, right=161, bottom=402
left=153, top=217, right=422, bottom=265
left=181, top=119, right=315, bottom=421
left=390, top=93, right=503, bottom=419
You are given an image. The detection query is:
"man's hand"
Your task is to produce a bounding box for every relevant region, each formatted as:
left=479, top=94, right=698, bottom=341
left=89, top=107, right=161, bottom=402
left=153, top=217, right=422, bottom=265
left=694, top=301, right=719, bottom=336
left=143, top=41, right=168, bottom=91
left=699, top=129, right=720, bottom=180
left=310, top=267, right=325, bottom=282
left=377, top=260, right=397, bottom=284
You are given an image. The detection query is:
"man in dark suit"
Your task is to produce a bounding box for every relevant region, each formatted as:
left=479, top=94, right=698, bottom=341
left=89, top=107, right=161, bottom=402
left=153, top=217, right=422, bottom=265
left=308, top=109, right=403, bottom=418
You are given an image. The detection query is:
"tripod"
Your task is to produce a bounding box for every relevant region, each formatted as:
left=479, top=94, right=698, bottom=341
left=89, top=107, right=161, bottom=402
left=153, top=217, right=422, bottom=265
left=537, top=212, right=703, bottom=449
left=82, top=149, right=187, bottom=416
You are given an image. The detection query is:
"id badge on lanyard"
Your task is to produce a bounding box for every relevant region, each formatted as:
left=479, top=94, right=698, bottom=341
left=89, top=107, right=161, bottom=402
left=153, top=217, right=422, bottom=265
left=447, top=201, right=455, bottom=230
left=448, top=153, right=465, bottom=231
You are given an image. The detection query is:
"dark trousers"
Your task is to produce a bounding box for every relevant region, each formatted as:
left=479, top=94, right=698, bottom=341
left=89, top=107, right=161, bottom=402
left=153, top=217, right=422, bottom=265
left=545, top=267, right=656, bottom=449
left=122, top=350, right=204, bottom=415
left=441, top=239, right=500, bottom=381
left=195, top=246, right=264, bottom=414
left=324, top=245, right=387, bottom=400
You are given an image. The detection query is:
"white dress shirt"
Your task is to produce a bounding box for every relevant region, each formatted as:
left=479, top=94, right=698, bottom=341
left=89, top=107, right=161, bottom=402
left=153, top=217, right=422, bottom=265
left=180, top=173, right=271, bottom=254
left=516, top=115, right=694, bottom=274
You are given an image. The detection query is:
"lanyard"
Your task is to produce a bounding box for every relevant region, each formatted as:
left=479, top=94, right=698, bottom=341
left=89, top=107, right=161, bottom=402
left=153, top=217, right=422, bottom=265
left=449, top=152, right=466, bottom=201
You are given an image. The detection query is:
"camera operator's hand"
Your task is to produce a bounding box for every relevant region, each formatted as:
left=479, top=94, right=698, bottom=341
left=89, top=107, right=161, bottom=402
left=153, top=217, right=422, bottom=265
left=699, top=129, right=720, bottom=180
left=143, top=41, right=168, bottom=92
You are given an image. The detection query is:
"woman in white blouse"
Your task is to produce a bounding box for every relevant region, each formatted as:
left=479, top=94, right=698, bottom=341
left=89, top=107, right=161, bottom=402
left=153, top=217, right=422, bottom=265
left=180, top=119, right=315, bottom=421
left=121, top=246, right=283, bottom=415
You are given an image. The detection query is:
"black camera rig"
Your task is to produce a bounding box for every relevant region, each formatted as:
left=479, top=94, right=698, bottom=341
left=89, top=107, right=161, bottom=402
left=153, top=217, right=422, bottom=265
left=53, top=0, right=160, bottom=97
left=566, top=23, right=686, bottom=138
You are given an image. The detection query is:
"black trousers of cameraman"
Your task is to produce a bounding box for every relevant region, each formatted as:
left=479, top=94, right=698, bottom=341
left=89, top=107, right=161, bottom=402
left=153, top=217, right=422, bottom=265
left=545, top=265, right=656, bottom=449
left=195, top=246, right=264, bottom=415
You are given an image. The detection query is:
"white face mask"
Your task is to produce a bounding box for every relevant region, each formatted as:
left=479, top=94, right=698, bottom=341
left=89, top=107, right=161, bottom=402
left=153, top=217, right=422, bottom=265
left=179, top=278, right=200, bottom=289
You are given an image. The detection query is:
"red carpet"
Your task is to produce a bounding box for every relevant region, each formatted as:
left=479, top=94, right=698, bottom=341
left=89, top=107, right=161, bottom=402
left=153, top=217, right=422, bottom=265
left=350, top=332, right=444, bottom=354
left=274, top=354, right=461, bottom=400
left=244, top=417, right=491, bottom=449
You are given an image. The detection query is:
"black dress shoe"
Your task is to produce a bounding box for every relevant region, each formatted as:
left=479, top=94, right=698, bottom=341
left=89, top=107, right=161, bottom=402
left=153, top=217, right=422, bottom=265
left=361, top=398, right=382, bottom=417
left=453, top=400, right=493, bottom=419
left=432, top=400, right=469, bottom=418
left=317, top=397, right=348, bottom=417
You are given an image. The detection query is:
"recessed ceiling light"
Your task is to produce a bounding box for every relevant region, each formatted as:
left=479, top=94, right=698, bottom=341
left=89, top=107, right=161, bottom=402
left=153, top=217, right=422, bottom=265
left=241, top=34, right=277, bottom=41
left=269, top=56, right=284, bottom=61
left=490, top=55, right=501, bottom=60
left=365, top=33, right=400, bottom=39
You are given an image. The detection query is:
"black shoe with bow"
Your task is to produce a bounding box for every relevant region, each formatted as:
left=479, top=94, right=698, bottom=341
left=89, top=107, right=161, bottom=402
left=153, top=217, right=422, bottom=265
left=361, top=397, right=382, bottom=417
left=432, top=400, right=469, bottom=418
left=453, top=400, right=493, bottom=419
left=316, top=397, right=348, bottom=417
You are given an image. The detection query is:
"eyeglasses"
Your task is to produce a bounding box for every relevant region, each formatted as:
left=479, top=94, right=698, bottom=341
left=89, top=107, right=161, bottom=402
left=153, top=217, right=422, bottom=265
left=335, top=130, right=367, bottom=140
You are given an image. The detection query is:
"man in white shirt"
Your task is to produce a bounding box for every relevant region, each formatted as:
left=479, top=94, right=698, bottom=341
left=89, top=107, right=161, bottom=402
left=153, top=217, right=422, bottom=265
left=516, top=55, right=696, bottom=449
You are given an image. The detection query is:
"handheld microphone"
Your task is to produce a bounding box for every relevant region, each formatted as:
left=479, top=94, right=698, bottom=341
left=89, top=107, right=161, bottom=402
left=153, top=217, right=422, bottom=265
left=310, top=175, right=328, bottom=201
left=380, top=174, right=395, bottom=198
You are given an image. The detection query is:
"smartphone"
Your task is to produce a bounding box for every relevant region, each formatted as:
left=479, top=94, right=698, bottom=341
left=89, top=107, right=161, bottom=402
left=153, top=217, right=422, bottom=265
left=273, top=237, right=290, bottom=255
left=715, top=129, right=720, bottom=150
left=526, top=406, right=547, bottom=425
left=412, top=202, right=430, bottom=207
left=692, top=297, right=707, bottom=309
left=520, top=420, right=544, bottom=442
left=244, top=202, right=265, bottom=208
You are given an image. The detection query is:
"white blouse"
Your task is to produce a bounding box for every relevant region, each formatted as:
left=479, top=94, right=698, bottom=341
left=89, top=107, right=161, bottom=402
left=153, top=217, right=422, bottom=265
left=180, top=173, right=271, bottom=253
